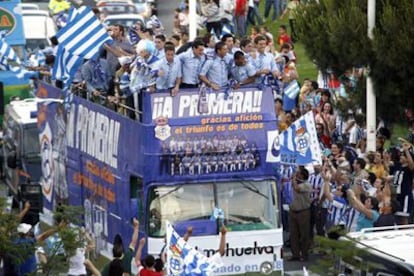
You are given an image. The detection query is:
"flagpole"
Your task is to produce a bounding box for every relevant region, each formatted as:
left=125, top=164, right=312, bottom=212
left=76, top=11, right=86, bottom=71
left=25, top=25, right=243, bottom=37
left=366, top=0, right=376, bottom=152
left=189, top=0, right=197, bottom=40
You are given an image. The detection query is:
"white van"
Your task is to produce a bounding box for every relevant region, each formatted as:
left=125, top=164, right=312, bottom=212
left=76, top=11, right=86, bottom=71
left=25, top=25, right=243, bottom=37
left=22, top=10, right=57, bottom=52
left=338, top=224, right=414, bottom=275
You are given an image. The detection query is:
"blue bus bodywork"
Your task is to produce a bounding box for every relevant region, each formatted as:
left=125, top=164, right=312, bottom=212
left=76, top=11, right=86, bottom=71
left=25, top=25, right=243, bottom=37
left=37, top=82, right=284, bottom=274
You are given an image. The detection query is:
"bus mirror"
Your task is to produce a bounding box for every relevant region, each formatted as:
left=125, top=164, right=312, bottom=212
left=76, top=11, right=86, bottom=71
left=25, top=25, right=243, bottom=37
left=7, top=153, right=17, bottom=169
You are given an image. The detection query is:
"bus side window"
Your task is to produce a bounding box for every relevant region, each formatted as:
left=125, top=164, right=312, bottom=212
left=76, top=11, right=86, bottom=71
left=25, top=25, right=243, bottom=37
left=130, top=175, right=144, bottom=223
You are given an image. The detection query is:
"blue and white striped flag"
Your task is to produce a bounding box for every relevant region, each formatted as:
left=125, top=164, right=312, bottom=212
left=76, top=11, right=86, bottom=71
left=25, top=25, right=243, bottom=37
left=128, top=26, right=141, bottom=45
left=52, top=6, right=112, bottom=88
left=267, top=111, right=322, bottom=165
left=166, top=222, right=223, bottom=276
left=282, top=80, right=300, bottom=111
left=0, top=30, right=21, bottom=71
left=57, top=6, right=112, bottom=59
left=53, top=46, right=83, bottom=86
left=0, top=31, right=36, bottom=79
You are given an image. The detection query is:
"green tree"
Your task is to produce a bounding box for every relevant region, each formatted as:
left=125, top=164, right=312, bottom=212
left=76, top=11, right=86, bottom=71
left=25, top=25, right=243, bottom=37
left=37, top=205, right=84, bottom=276
left=0, top=198, right=33, bottom=269
left=311, top=234, right=371, bottom=275
left=295, top=0, right=414, bottom=122
left=0, top=198, right=84, bottom=275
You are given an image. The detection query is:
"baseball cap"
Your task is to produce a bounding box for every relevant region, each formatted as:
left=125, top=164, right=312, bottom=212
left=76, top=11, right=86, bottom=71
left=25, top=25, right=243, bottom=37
left=17, top=223, right=32, bottom=234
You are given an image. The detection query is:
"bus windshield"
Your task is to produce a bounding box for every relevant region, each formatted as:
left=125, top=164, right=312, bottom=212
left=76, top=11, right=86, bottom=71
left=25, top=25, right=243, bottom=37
left=148, top=180, right=279, bottom=237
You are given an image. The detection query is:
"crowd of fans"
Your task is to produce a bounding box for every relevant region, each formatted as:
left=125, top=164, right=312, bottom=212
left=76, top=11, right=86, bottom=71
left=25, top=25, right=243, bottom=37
left=280, top=64, right=414, bottom=262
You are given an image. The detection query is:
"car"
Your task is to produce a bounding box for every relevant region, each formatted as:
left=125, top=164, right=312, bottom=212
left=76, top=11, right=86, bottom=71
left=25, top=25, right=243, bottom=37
left=96, top=0, right=139, bottom=15
left=22, top=10, right=57, bottom=52
left=21, top=0, right=48, bottom=11
left=132, top=0, right=153, bottom=18
left=20, top=3, right=40, bottom=11
left=102, top=13, right=145, bottom=29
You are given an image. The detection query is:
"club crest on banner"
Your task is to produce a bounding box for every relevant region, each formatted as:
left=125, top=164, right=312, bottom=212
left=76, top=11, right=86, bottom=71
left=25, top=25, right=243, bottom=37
left=272, top=135, right=280, bottom=157
left=39, top=122, right=54, bottom=202
left=266, top=130, right=280, bottom=163
left=154, top=116, right=171, bottom=141
left=294, top=126, right=310, bottom=156
left=169, top=252, right=184, bottom=275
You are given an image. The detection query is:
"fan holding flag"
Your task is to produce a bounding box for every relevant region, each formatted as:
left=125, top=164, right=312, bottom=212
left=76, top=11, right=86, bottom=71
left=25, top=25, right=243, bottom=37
left=166, top=222, right=227, bottom=276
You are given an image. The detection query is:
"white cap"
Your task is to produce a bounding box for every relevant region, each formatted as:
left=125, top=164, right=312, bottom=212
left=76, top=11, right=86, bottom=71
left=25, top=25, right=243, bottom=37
left=17, top=223, right=32, bottom=234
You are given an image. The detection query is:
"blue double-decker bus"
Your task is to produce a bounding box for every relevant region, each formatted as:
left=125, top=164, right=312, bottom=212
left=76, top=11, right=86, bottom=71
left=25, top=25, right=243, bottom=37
left=37, top=82, right=284, bottom=274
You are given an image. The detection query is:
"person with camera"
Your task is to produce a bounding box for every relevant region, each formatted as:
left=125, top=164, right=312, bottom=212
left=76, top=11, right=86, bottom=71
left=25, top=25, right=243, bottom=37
left=322, top=161, right=357, bottom=236
left=288, top=166, right=312, bottom=262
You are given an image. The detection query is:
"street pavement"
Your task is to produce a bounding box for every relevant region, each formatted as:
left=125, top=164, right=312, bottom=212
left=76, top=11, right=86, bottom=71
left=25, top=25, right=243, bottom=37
left=283, top=248, right=322, bottom=276
left=155, top=0, right=179, bottom=36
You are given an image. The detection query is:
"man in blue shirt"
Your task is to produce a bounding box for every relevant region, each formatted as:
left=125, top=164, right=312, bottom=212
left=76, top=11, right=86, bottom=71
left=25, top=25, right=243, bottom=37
left=230, top=51, right=257, bottom=89
left=253, top=35, right=280, bottom=84
left=199, top=42, right=232, bottom=91
left=154, top=34, right=166, bottom=60
left=14, top=222, right=62, bottom=275
left=155, top=44, right=182, bottom=96
left=222, top=34, right=237, bottom=55
left=178, top=38, right=206, bottom=89
left=240, top=38, right=254, bottom=65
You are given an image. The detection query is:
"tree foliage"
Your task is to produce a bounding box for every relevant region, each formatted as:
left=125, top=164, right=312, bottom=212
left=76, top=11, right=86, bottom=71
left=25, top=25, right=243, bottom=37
left=311, top=234, right=374, bottom=275
left=0, top=198, right=84, bottom=275
left=0, top=197, right=33, bottom=266
left=295, top=0, right=414, bottom=122
left=39, top=205, right=84, bottom=276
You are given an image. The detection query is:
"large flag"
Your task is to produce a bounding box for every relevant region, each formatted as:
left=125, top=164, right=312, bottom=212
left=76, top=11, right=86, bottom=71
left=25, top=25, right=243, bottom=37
left=56, top=6, right=112, bottom=59
left=267, top=111, right=322, bottom=165
left=52, top=6, right=112, bottom=87
left=166, top=222, right=223, bottom=276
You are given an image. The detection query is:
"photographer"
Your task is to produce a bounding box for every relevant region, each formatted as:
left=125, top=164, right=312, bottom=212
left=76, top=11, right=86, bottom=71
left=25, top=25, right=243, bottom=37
left=322, top=161, right=357, bottom=235
left=288, top=166, right=312, bottom=262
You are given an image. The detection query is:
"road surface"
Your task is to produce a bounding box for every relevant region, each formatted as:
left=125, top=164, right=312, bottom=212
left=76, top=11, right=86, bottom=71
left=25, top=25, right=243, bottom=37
left=155, top=0, right=179, bottom=36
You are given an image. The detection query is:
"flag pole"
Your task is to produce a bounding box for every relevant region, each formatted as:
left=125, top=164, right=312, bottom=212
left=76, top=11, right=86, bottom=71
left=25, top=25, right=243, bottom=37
left=366, top=0, right=376, bottom=152
left=189, top=0, right=197, bottom=40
